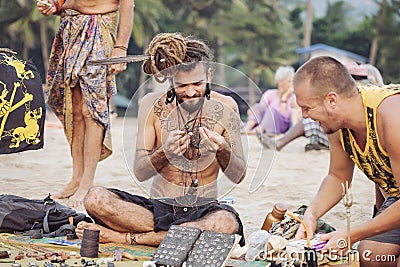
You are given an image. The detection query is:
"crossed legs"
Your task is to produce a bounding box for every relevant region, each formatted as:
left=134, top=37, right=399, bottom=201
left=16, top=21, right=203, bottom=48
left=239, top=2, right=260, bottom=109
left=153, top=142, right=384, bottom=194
left=53, top=87, right=104, bottom=207
left=76, top=187, right=240, bottom=247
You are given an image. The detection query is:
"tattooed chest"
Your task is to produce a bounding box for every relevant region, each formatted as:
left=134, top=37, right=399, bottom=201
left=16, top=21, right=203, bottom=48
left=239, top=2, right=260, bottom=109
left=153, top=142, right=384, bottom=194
left=154, top=104, right=222, bottom=133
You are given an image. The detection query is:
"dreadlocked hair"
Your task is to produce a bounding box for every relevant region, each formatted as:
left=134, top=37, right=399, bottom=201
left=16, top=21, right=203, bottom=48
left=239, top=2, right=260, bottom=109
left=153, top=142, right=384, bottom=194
left=142, top=32, right=212, bottom=83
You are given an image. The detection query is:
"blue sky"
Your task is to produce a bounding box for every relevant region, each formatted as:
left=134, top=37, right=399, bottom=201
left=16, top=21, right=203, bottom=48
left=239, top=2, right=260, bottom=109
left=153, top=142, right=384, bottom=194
left=312, top=0, right=379, bottom=18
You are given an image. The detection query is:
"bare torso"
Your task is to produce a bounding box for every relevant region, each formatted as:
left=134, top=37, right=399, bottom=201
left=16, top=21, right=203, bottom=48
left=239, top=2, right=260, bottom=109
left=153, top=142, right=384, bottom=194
left=148, top=92, right=237, bottom=199
left=63, top=0, right=119, bottom=14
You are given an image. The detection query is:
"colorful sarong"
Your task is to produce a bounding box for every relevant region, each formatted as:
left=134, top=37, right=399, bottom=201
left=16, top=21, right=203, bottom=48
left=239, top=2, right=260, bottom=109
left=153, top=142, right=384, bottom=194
left=45, top=9, right=119, bottom=160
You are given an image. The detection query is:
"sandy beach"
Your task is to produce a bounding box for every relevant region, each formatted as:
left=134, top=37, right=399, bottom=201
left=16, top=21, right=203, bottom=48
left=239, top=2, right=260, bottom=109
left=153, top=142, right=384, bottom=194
left=0, top=111, right=375, bottom=240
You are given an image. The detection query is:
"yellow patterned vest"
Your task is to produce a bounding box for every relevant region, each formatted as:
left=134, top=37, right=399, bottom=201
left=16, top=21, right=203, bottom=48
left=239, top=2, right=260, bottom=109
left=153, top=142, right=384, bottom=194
left=340, top=84, right=400, bottom=198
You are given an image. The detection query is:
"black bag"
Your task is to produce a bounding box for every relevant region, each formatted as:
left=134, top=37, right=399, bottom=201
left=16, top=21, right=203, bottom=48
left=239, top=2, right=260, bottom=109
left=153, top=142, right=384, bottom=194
left=0, top=194, right=92, bottom=238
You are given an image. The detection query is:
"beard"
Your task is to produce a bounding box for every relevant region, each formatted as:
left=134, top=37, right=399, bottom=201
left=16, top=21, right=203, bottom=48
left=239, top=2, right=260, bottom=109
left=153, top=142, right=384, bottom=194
left=177, top=95, right=205, bottom=113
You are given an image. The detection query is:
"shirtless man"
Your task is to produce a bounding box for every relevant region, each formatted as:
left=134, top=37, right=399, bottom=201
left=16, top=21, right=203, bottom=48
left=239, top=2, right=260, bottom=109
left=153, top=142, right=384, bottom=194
left=37, top=0, right=134, bottom=207
left=76, top=33, right=247, bottom=247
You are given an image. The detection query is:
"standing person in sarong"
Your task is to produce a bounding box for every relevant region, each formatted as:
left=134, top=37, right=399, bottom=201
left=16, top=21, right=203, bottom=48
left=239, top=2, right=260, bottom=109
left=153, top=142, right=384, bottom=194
left=37, top=0, right=135, bottom=207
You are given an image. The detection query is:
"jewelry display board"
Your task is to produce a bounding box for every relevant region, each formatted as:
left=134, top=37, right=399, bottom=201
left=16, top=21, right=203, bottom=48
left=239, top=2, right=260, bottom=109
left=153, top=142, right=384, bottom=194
left=186, top=230, right=239, bottom=267
left=152, top=225, right=239, bottom=267
left=152, top=225, right=201, bottom=266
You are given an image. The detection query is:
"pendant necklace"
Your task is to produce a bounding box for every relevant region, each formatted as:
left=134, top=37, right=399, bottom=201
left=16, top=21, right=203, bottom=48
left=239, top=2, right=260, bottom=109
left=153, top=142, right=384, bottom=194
left=175, top=98, right=204, bottom=204
left=176, top=102, right=203, bottom=149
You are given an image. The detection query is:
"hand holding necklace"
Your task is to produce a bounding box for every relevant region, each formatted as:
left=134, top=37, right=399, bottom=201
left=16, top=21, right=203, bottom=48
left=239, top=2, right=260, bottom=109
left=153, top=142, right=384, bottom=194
left=198, top=127, right=228, bottom=153
left=163, top=130, right=190, bottom=157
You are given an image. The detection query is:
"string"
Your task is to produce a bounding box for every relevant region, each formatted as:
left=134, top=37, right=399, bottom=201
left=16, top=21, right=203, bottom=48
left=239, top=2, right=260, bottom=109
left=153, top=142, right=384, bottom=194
left=286, top=211, right=311, bottom=248
left=176, top=100, right=203, bottom=139
left=175, top=97, right=205, bottom=206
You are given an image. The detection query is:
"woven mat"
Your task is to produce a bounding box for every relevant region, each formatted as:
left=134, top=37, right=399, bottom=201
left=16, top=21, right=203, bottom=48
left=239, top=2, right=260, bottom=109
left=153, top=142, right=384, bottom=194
left=0, top=233, right=273, bottom=266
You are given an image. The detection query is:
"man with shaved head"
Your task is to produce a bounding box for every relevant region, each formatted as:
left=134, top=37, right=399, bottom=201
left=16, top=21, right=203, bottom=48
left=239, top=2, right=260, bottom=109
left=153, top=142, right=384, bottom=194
left=294, top=56, right=399, bottom=267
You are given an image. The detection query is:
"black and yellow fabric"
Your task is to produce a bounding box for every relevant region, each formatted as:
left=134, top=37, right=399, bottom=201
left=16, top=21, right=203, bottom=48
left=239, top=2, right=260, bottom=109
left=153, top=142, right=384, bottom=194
left=340, top=84, right=400, bottom=198
left=0, top=48, right=45, bottom=154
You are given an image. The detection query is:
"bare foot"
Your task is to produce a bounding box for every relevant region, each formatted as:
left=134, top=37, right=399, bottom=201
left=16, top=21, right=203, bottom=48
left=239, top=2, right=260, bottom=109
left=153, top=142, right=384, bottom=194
left=257, top=133, right=277, bottom=150
left=52, top=180, right=80, bottom=199
left=76, top=221, right=128, bottom=244
left=68, top=186, right=91, bottom=208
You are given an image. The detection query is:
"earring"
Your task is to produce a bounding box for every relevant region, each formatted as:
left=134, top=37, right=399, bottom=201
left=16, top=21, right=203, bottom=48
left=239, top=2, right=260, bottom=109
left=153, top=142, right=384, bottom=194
left=165, top=88, right=176, bottom=104
left=205, top=83, right=211, bottom=100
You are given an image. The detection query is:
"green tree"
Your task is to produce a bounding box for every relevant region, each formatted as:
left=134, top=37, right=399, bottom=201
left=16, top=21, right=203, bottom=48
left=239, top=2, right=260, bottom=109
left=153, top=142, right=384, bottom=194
left=0, top=0, right=34, bottom=29
left=0, top=1, right=58, bottom=81
left=0, top=0, right=35, bottom=54
left=211, top=1, right=298, bottom=86
left=373, top=0, right=400, bottom=83
left=311, top=1, right=353, bottom=46
left=116, top=0, right=171, bottom=100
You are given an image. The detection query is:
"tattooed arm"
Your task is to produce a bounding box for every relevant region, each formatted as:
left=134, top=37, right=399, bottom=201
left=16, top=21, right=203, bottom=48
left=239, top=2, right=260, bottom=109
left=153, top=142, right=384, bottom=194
left=133, top=94, right=169, bottom=181
left=133, top=94, right=160, bottom=181
left=133, top=93, right=190, bottom=182
left=218, top=98, right=246, bottom=184
left=199, top=96, right=246, bottom=184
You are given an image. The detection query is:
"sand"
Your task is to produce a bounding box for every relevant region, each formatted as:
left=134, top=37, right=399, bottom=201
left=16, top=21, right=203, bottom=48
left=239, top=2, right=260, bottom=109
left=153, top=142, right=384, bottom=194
left=0, top=111, right=375, bottom=240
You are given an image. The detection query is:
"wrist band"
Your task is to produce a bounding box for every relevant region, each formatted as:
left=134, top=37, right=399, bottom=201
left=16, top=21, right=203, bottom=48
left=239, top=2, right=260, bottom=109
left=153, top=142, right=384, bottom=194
left=114, top=45, right=128, bottom=51
left=130, top=233, right=138, bottom=245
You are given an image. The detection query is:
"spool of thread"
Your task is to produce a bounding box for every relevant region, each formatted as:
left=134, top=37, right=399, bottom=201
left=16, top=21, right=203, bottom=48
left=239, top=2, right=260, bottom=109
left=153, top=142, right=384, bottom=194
left=304, top=247, right=318, bottom=267
left=80, top=228, right=100, bottom=258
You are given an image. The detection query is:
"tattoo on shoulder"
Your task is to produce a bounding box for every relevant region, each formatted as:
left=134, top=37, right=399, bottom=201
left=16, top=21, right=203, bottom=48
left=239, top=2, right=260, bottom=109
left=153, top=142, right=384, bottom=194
left=153, top=97, right=163, bottom=118
left=206, top=102, right=224, bottom=122
left=226, top=108, right=241, bottom=132
left=153, top=97, right=178, bottom=131
left=200, top=102, right=224, bottom=131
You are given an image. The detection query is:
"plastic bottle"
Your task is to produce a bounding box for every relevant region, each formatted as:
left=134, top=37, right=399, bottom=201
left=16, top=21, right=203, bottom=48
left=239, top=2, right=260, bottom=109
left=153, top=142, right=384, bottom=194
left=261, top=203, right=288, bottom=231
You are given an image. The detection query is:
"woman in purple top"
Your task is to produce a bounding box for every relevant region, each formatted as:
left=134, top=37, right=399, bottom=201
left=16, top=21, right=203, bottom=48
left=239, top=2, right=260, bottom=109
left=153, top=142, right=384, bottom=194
left=245, top=66, right=298, bottom=134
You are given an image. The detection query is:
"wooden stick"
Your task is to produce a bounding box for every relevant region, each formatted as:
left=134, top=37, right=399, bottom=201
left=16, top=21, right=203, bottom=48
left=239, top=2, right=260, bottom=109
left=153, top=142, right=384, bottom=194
left=0, top=241, right=36, bottom=253
left=31, top=244, right=57, bottom=254
left=122, top=251, right=152, bottom=261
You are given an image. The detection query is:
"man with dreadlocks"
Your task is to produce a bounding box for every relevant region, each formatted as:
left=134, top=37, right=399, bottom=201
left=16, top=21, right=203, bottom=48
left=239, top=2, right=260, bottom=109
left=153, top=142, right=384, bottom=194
left=76, top=33, right=247, bottom=247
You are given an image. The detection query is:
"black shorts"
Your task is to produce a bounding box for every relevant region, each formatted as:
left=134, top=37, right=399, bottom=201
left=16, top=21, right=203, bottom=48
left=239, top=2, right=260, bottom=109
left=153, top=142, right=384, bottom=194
left=365, top=196, right=400, bottom=245
left=104, top=188, right=245, bottom=246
